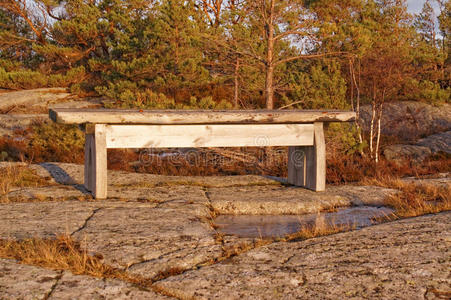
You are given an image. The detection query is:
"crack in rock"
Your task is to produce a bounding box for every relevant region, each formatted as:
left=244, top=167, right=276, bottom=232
left=43, top=270, right=63, bottom=300
left=71, top=208, right=102, bottom=236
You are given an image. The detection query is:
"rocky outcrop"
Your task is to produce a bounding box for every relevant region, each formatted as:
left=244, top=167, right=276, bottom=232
left=360, top=101, right=451, bottom=141
left=383, top=130, right=450, bottom=162
left=0, top=88, right=70, bottom=111
left=383, top=144, right=432, bottom=162
left=417, top=130, right=451, bottom=154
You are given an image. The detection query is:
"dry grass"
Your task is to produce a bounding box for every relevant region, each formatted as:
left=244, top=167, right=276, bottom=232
left=282, top=213, right=356, bottom=242
left=362, top=177, right=451, bottom=218
left=326, top=152, right=451, bottom=185
left=0, top=235, right=150, bottom=285
left=0, top=164, right=50, bottom=202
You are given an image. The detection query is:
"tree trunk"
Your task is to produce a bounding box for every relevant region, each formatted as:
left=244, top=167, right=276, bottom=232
left=264, top=0, right=275, bottom=110
left=265, top=64, right=274, bottom=109
left=356, top=61, right=363, bottom=144
left=375, top=103, right=383, bottom=163
left=234, top=57, right=240, bottom=108
left=369, top=102, right=376, bottom=159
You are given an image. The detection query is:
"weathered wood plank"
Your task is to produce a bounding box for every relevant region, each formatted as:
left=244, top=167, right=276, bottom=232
left=311, top=122, right=326, bottom=191
left=84, top=133, right=94, bottom=192
left=94, top=124, right=107, bottom=199
left=84, top=124, right=108, bottom=199
left=287, top=122, right=325, bottom=191
left=287, top=146, right=305, bottom=186
left=105, top=124, right=314, bottom=148
left=49, top=108, right=356, bottom=125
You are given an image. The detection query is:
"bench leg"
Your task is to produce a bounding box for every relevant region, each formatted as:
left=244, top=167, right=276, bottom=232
left=84, top=124, right=107, bottom=199
left=288, top=122, right=325, bottom=191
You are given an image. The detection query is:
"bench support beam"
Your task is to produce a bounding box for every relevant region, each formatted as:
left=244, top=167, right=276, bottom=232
left=288, top=122, right=326, bottom=191
left=84, top=124, right=107, bottom=199
left=82, top=122, right=326, bottom=199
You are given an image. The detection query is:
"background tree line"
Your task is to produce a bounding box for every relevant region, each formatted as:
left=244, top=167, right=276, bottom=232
left=0, top=0, right=450, bottom=159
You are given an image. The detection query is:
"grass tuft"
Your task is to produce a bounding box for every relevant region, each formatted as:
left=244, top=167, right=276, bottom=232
left=282, top=213, right=356, bottom=242
left=0, top=164, right=50, bottom=202
left=362, top=177, right=451, bottom=217
left=0, top=235, right=151, bottom=286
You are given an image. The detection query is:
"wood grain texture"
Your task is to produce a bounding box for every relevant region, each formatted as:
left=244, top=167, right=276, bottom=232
left=288, top=122, right=325, bottom=191
left=93, top=124, right=107, bottom=199
left=49, top=108, right=356, bottom=125
left=105, top=124, right=315, bottom=148
left=83, top=125, right=107, bottom=199
left=312, top=122, right=326, bottom=191
left=287, top=146, right=305, bottom=186
left=84, top=133, right=94, bottom=192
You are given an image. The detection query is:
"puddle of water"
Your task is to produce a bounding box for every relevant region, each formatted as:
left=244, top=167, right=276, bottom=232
left=214, top=206, right=395, bottom=238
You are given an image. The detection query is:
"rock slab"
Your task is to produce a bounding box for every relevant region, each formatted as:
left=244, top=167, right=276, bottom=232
left=0, top=259, right=172, bottom=299
left=155, top=212, right=451, bottom=299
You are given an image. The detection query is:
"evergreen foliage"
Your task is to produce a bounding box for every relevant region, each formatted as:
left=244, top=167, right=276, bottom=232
left=0, top=0, right=449, bottom=107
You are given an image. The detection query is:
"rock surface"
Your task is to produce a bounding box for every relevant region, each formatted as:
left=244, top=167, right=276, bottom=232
left=383, top=144, right=432, bottom=162
left=0, top=88, right=70, bottom=111
left=215, top=206, right=395, bottom=238
left=0, top=258, right=60, bottom=299
left=0, top=162, right=401, bottom=282
left=155, top=212, right=451, bottom=299
left=360, top=101, right=451, bottom=141
left=383, top=130, right=450, bottom=162
left=0, top=259, right=172, bottom=299
left=0, top=162, right=449, bottom=299
left=0, top=114, right=47, bottom=136
left=208, top=185, right=397, bottom=215
left=417, top=130, right=451, bottom=154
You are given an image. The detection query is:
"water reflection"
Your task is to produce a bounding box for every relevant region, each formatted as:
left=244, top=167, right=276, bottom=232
left=215, top=206, right=395, bottom=238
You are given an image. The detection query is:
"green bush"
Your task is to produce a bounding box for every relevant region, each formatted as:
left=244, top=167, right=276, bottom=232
left=48, top=66, right=86, bottom=87
left=281, top=60, right=349, bottom=110
left=0, top=68, right=48, bottom=89
left=97, top=81, right=233, bottom=109
left=326, top=123, right=366, bottom=155
left=0, top=66, right=86, bottom=90
left=406, top=79, right=451, bottom=105
left=29, top=121, right=85, bottom=163
left=0, top=59, right=22, bottom=72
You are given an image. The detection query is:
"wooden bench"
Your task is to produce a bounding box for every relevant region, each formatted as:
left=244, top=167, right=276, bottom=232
left=49, top=109, right=355, bottom=199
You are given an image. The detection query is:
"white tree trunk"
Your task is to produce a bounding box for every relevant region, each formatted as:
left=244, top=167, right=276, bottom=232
left=375, top=103, right=383, bottom=163
left=369, top=102, right=376, bottom=158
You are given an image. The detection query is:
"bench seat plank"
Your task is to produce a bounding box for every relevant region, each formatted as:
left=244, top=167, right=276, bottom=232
left=50, top=108, right=356, bottom=125
left=105, top=124, right=314, bottom=148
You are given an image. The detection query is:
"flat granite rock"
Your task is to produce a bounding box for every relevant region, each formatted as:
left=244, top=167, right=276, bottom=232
left=72, top=204, right=222, bottom=279
left=0, top=197, right=224, bottom=282
left=5, top=185, right=88, bottom=202
left=49, top=272, right=172, bottom=299
left=329, top=185, right=399, bottom=207
left=31, top=162, right=280, bottom=188
left=0, top=258, right=60, bottom=300
left=155, top=212, right=451, bottom=299
left=0, top=200, right=167, bottom=240
left=0, top=201, right=99, bottom=239
left=207, top=185, right=397, bottom=215
left=0, top=259, right=172, bottom=299
left=207, top=186, right=349, bottom=215
left=0, top=88, right=70, bottom=110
